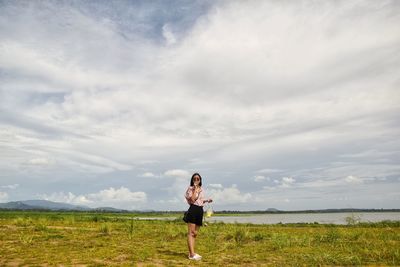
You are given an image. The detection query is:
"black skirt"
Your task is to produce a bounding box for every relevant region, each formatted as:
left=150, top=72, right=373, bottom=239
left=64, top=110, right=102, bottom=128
left=183, top=204, right=204, bottom=226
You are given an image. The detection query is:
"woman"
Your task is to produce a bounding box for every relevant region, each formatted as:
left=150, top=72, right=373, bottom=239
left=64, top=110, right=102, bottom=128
left=183, top=172, right=213, bottom=260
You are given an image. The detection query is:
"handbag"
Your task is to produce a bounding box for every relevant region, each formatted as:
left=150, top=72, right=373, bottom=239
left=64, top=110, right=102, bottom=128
left=205, top=203, right=214, bottom=218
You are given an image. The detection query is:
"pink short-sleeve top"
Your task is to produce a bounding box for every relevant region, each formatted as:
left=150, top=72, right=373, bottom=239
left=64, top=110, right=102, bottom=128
left=185, top=186, right=206, bottom=207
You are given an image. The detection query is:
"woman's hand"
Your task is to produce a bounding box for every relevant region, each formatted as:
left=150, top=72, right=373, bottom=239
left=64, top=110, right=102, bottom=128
left=190, top=185, right=200, bottom=203
left=207, top=198, right=213, bottom=203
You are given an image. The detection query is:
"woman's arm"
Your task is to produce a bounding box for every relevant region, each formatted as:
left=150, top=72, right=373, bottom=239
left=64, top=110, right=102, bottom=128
left=199, top=189, right=212, bottom=203
left=204, top=198, right=213, bottom=203
left=185, top=186, right=200, bottom=204
left=190, top=186, right=200, bottom=203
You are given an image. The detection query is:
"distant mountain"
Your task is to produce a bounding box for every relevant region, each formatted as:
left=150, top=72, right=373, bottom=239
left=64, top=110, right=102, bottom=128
left=1, top=200, right=398, bottom=213
left=93, top=207, right=129, bottom=212
left=266, top=208, right=279, bottom=212
left=0, top=201, right=39, bottom=210
left=0, top=200, right=130, bottom=212
left=0, top=200, right=91, bottom=211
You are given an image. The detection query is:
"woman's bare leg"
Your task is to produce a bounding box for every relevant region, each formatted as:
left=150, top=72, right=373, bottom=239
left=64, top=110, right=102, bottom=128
left=187, top=223, right=197, bottom=257
left=195, top=225, right=200, bottom=236
left=195, top=225, right=201, bottom=254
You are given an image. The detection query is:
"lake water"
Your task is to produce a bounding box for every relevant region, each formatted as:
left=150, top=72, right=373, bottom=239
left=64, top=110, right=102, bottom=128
left=135, top=212, right=400, bottom=224
left=205, top=212, right=400, bottom=225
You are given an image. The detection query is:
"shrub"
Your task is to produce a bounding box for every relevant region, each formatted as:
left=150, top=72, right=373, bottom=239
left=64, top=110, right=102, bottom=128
left=99, top=223, right=110, bottom=235
left=234, top=229, right=250, bottom=246
left=34, top=222, right=48, bottom=232
left=19, top=232, right=34, bottom=244
left=253, top=232, right=264, bottom=241
left=345, top=214, right=361, bottom=225
left=13, top=217, right=33, bottom=227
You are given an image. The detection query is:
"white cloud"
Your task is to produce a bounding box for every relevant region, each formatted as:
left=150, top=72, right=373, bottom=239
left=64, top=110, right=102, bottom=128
left=254, top=175, right=268, bottom=182
left=61, top=150, right=133, bottom=172
left=263, top=176, right=296, bottom=189
left=1, top=184, right=19, bottom=190
left=255, top=169, right=283, bottom=174
left=208, top=183, right=223, bottom=189
left=163, top=169, right=192, bottom=203
left=28, top=158, right=52, bottom=166
left=345, top=175, right=363, bottom=184
left=339, top=149, right=397, bottom=159
left=141, top=172, right=157, bottom=178
left=162, top=24, right=176, bottom=45
left=39, top=192, right=91, bottom=204
left=262, top=186, right=276, bottom=191
left=282, top=177, right=295, bottom=185
left=297, top=179, right=347, bottom=188
left=39, top=187, right=147, bottom=209
left=87, top=187, right=146, bottom=203
left=164, top=169, right=190, bottom=178
left=268, top=177, right=296, bottom=188
left=0, top=192, right=9, bottom=201
left=208, top=185, right=251, bottom=205
left=155, top=197, right=181, bottom=204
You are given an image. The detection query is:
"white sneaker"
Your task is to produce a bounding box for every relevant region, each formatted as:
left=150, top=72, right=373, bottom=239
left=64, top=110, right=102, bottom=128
left=188, top=253, right=202, bottom=260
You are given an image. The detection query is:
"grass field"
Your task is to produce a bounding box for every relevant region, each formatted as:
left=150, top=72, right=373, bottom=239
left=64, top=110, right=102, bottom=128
left=0, top=211, right=399, bottom=266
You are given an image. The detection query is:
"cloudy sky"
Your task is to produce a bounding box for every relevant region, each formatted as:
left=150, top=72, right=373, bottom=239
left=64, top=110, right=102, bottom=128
left=0, top=0, right=399, bottom=211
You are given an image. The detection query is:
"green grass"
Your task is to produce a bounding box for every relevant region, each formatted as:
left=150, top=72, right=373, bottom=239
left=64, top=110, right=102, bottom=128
left=0, top=211, right=399, bottom=266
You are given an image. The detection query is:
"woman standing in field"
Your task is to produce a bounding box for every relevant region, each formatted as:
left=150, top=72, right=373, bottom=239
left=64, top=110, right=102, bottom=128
left=183, top=172, right=213, bottom=261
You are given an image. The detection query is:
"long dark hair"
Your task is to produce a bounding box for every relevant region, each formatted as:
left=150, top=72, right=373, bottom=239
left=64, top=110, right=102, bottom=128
left=190, top=172, right=202, bottom=187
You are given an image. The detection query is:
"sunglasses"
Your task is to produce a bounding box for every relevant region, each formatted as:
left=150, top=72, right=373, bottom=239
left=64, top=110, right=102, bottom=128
left=193, top=177, right=200, bottom=181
